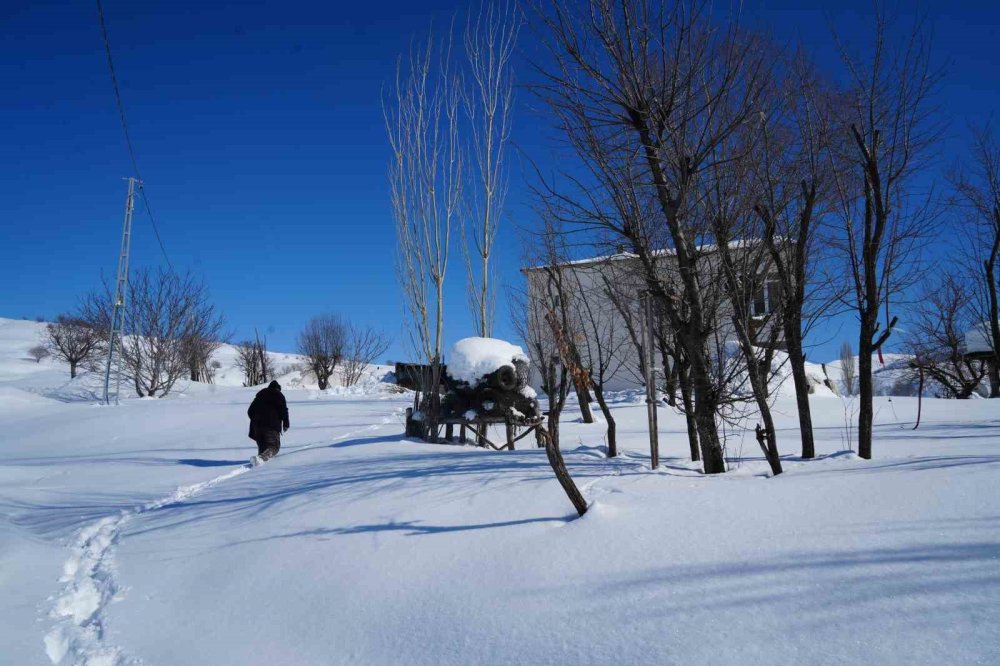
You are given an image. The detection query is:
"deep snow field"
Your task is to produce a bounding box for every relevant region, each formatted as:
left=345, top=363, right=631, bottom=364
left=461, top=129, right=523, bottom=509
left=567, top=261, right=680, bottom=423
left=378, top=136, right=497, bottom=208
left=1, top=317, right=998, bottom=665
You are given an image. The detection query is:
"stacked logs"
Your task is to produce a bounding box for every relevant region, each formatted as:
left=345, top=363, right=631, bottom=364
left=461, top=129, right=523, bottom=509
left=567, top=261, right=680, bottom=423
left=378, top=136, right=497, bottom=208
left=441, top=358, right=540, bottom=423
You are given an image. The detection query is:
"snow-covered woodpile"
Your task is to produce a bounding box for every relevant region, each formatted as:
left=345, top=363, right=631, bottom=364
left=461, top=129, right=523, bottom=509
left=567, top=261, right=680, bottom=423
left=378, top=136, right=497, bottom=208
left=441, top=337, right=540, bottom=423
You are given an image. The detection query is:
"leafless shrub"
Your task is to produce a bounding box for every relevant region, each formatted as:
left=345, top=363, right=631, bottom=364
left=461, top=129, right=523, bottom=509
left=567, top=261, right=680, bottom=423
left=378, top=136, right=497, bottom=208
left=28, top=345, right=50, bottom=363
left=119, top=269, right=214, bottom=397
left=236, top=332, right=272, bottom=387
left=341, top=324, right=391, bottom=388
left=906, top=275, right=989, bottom=399
left=44, top=315, right=104, bottom=378
left=297, top=314, right=347, bottom=390
left=79, top=269, right=224, bottom=397
left=951, top=125, right=1000, bottom=397
left=181, top=297, right=228, bottom=383
left=840, top=341, right=857, bottom=397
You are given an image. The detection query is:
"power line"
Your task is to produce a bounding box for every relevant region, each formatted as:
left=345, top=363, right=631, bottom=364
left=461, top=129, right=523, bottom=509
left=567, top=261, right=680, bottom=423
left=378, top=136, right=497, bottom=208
left=95, top=0, right=173, bottom=270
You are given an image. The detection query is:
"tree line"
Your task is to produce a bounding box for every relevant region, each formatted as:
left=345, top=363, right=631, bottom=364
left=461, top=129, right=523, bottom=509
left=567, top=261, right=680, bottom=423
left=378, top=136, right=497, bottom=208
left=518, top=0, right=1000, bottom=473
left=41, top=269, right=390, bottom=397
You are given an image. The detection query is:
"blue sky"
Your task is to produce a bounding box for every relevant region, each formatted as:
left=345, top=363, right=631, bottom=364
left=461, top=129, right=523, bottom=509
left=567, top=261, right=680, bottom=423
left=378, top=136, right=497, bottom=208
left=2, top=0, right=998, bottom=363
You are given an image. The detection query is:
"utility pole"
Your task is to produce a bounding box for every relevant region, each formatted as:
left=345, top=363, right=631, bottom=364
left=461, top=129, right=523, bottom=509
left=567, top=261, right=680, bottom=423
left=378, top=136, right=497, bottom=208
left=103, top=177, right=137, bottom=405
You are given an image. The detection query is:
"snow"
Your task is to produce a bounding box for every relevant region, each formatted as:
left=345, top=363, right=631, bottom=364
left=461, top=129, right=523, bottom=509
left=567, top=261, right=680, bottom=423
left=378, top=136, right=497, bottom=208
left=965, top=320, right=997, bottom=355
left=1, top=317, right=999, bottom=665
left=446, top=336, right=528, bottom=385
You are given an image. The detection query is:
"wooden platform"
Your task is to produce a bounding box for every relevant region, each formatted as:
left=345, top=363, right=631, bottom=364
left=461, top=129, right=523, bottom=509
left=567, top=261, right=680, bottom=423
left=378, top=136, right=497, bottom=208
left=406, top=408, right=544, bottom=451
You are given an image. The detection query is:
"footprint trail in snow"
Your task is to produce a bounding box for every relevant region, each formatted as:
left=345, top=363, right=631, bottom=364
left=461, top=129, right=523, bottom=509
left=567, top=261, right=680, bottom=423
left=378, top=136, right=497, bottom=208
left=43, top=411, right=401, bottom=666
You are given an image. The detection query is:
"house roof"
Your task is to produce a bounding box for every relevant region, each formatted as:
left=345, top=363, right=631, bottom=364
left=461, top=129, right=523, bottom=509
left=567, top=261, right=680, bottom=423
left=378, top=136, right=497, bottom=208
left=965, top=321, right=999, bottom=355
left=520, top=237, right=779, bottom=273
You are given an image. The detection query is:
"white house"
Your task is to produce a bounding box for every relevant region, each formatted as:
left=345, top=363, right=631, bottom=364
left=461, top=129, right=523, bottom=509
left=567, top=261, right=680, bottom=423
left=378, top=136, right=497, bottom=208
left=521, top=245, right=784, bottom=392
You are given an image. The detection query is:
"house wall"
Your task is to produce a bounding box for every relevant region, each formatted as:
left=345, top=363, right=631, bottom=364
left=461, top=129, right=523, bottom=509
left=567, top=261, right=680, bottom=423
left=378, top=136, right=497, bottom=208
left=521, top=251, right=783, bottom=393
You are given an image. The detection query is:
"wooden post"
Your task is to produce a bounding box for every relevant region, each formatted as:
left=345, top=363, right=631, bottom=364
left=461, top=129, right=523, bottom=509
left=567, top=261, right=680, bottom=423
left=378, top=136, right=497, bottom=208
left=644, top=292, right=660, bottom=469
left=476, top=422, right=486, bottom=448
left=445, top=423, right=454, bottom=442
left=460, top=424, right=467, bottom=444
left=505, top=416, right=515, bottom=451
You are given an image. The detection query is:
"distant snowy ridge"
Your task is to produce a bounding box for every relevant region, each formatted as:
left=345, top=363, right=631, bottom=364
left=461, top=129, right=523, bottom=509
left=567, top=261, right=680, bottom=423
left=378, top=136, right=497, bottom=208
left=0, top=317, right=395, bottom=400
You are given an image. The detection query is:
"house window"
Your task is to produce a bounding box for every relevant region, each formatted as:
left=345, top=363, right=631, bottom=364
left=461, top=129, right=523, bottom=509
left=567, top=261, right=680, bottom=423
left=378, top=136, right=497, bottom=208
left=752, top=279, right=781, bottom=316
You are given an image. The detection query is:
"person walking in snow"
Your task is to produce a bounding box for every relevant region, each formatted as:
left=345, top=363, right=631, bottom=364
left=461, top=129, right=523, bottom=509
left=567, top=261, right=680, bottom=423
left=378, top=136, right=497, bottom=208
left=247, top=380, right=290, bottom=464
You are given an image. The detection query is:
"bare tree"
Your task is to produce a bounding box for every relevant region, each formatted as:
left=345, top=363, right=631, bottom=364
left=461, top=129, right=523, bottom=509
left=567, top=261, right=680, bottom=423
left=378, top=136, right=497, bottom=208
left=236, top=331, right=272, bottom=387
left=341, top=324, right=391, bottom=388
left=44, top=316, right=103, bottom=378
left=906, top=275, right=988, bottom=399
left=298, top=314, right=347, bottom=390
left=829, top=10, right=940, bottom=459
left=534, top=217, right=597, bottom=424
left=385, top=27, right=463, bottom=441
left=117, top=269, right=212, bottom=397
left=754, top=52, right=840, bottom=459
left=951, top=125, right=1000, bottom=397
left=462, top=1, right=520, bottom=337
left=711, top=232, right=785, bottom=475
left=79, top=269, right=223, bottom=397
left=181, top=296, right=228, bottom=384
left=535, top=0, right=775, bottom=473
left=840, top=341, right=857, bottom=397
left=569, top=262, right=629, bottom=457
left=28, top=345, right=50, bottom=363
left=509, top=267, right=558, bottom=398
left=540, top=265, right=596, bottom=425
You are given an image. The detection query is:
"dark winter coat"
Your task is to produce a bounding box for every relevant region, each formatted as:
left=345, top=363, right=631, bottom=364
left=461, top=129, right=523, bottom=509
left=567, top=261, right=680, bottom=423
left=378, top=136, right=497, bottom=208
left=247, top=383, right=290, bottom=439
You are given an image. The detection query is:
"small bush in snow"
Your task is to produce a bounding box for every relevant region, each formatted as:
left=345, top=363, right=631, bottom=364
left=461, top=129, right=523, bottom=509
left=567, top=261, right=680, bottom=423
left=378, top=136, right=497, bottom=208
left=28, top=345, right=50, bottom=363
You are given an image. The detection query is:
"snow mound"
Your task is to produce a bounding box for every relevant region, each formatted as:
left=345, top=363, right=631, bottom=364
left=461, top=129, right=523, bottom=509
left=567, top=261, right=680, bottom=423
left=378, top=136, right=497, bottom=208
left=447, top=337, right=528, bottom=385
left=0, top=386, right=60, bottom=409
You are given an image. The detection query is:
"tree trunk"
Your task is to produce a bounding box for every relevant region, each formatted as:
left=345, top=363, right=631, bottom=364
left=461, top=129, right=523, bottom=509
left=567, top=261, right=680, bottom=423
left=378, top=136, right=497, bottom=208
left=575, top=378, right=595, bottom=423
left=858, top=320, right=875, bottom=459
left=785, top=325, right=815, bottom=459
left=678, top=362, right=700, bottom=462
left=986, top=257, right=1000, bottom=398
left=545, top=363, right=568, bottom=450
left=593, top=382, right=617, bottom=458
left=746, top=360, right=782, bottom=476
left=654, top=325, right=678, bottom=407
left=755, top=422, right=783, bottom=477
left=540, top=426, right=588, bottom=517
left=663, top=355, right=678, bottom=407
left=685, top=340, right=725, bottom=473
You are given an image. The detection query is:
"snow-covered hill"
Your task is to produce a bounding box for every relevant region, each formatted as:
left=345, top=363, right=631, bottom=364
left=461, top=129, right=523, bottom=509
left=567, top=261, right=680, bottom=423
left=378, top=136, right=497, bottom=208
left=0, top=317, right=396, bottom=401
left=1, top=316, right=998, bottom=665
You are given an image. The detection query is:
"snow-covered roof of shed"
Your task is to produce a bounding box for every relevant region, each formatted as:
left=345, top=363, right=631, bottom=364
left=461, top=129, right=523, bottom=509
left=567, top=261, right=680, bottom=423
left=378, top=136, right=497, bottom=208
left=447, top=337, right=528, bottom=385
